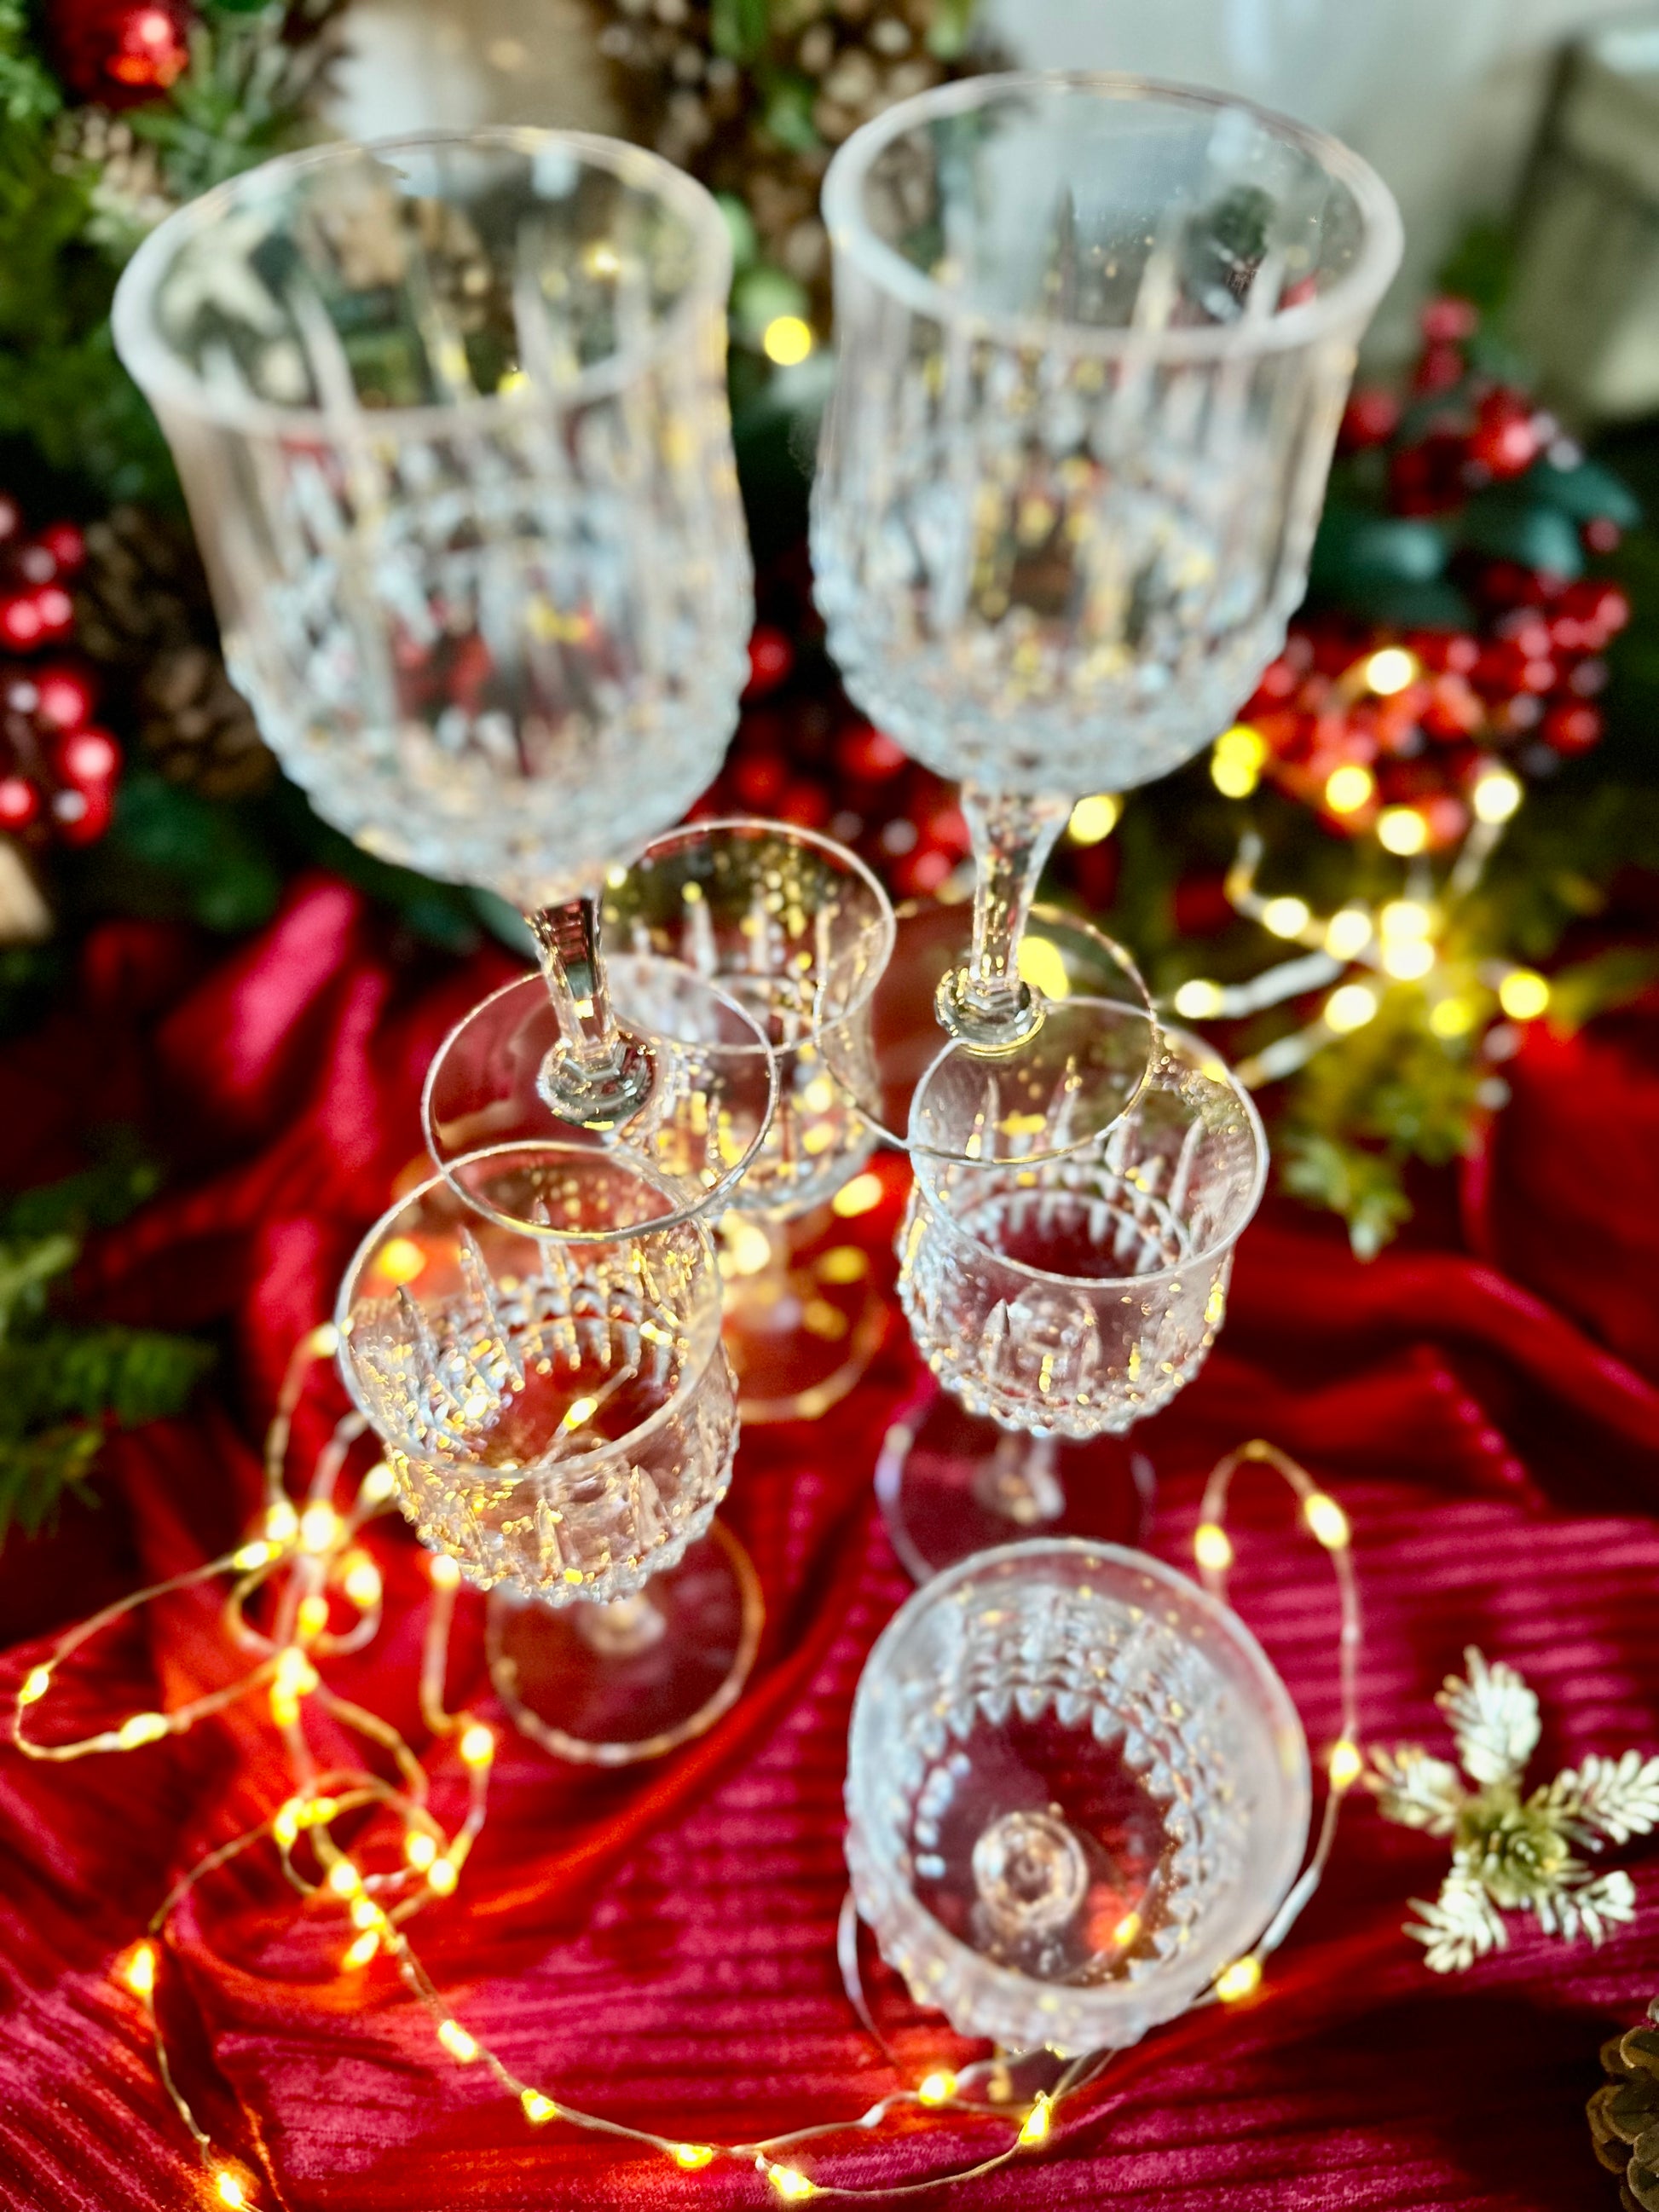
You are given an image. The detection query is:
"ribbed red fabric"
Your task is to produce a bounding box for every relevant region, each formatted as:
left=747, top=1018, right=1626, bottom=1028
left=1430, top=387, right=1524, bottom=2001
left=2, top=876, right=1657, bottom=2212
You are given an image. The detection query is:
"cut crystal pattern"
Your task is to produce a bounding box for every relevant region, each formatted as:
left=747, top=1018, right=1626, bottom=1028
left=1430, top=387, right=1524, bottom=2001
left=898, top=1022, right=1263, bottom=1437
left=117, top=136, right=751, bottom=907
left=604, top=822, right=894, bottom=1219
left=813, top=79, right=1399, bottom=799
left=845, top=1541, right=1310, bottom=2055
left=340, top=1155, right=736, bottom=1603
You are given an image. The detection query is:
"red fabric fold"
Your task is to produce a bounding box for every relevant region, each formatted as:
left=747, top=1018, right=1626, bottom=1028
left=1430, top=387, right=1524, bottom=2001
left=3, top=877, right=1658, bottom=2210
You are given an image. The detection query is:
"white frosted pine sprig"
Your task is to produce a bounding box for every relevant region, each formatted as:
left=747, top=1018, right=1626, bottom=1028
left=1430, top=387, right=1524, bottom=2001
left=1369, top=1647, right=1659, bottom=1973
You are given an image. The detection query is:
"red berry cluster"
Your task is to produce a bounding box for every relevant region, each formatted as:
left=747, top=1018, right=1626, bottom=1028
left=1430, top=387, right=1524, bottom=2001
left=0, top=502, right=120, bottom=849
left=1245, top=293, right=1632, bottom=847
left=697, top=622, right=970, bottom=901
left=1246, top=573, right=1628, bottom=848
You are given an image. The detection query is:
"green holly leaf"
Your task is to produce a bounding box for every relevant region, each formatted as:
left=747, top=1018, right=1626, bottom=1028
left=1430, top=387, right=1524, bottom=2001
left=1310, top=505, right=1451, bottom=598
left=1522, top=453, right=1641, bottom=528
left=1339, top=575, right=1475, bottom=631
left=1460, top=486, right=1584, bottom=578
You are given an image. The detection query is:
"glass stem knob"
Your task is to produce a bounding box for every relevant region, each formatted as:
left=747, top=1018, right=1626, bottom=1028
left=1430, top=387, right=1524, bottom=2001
left=530, top=894, right=654, bottom=1131
left=971, top=1808, right=1090, bottom=1939
left=937, top=786, right=1071, bottom=1050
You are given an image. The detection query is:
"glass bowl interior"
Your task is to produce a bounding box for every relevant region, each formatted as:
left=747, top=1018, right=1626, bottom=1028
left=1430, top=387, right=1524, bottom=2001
left=113, top=126, right=732, bottom=433
left=823, top=71, right=1402, bottom=357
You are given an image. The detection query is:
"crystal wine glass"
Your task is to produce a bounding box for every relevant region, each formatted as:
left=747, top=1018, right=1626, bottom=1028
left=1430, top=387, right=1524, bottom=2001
left=882, top=1005, right=1266, bottom=1579
left=845, top=1538, right=1310, bottom=2055
left=337, top=1143, right=755, bottom=1764
left=114, top=129, right=768, bottom=1232
left=812, top=72, right=1402, bottom=1158
left=602, top=817, right=897, bottom=1423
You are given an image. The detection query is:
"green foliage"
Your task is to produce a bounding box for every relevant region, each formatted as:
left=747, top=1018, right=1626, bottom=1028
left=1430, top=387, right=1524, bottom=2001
left=0, top=0, right=62, bottom=125
left=0, top=0, right=338, bottom=506
left=80, top=768, right=286, bottom=933
left=1280, top=1131, right=1413, bottom=1262
left=0, top=1141, right=212, bottom=1541
left=130, top=14, right=331, bottom=201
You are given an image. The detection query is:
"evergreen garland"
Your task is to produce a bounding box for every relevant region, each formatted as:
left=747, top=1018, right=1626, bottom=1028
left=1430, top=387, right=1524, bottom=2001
left=0, top=1139, right=213, bottom=1537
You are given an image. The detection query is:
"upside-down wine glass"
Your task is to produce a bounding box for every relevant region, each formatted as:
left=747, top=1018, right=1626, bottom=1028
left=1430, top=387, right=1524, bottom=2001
left=812, top=72, right=1402, bottom=1162
left=603, top=817, right=897, bottom=1422
left=338, top=1144, right=754, bottom=1764
left=881, top=1006, right=1266, bottom=1580
left=113, top=129, right=773, bottom=1237
left=845, top=1538, right=1310, bottom=2057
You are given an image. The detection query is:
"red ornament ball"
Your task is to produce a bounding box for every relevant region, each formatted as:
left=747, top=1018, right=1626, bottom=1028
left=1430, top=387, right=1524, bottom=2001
left=51, top=0, right=192, bottom=104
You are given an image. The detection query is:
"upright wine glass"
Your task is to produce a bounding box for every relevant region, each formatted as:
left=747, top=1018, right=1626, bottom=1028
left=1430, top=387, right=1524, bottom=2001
left=337, top=1144, right=755, bottom=1764
left=603, top=818, right=896, bottom=1422
left=812, top=72, right=1402, bottom=1159
left=882, top=1007, right=1266, bottom=1579
left=114, top=129, right=771, bottom=1233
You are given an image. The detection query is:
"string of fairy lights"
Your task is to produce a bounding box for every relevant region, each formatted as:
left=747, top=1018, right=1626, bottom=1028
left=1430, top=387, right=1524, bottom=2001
left=1163, top=645, right=1552, bottom=1088
left=8, top=1323, right=1363, bottom=2207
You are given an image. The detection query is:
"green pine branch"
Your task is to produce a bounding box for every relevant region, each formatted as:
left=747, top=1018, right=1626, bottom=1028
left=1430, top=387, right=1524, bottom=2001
left=0, top=0, right=342, bottom=504
left=0, top=1142, right=212, bottom=1543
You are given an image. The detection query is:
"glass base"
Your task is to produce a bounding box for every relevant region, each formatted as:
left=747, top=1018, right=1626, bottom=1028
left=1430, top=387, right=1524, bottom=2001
left=721, top=1216, right=888, bottom=1424
left=422, top=967, right=778, bottom=1239
left=485, top=1523, right=763, bottom=1765
left=827, top=898, right=1157, bottom=1167
left=875, top=1374, right=1154, bottom=1583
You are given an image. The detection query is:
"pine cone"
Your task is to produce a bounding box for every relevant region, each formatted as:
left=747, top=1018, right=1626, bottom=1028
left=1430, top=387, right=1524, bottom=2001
left=139, top=645, right=275, bottom=800
left=1589, top=2002, right=1659, bottom=2210
left=52, top=107, right=174, bottom=247
left=589, top=0, right=994, bottom=323
left=72, top=505, right=201, bottom=667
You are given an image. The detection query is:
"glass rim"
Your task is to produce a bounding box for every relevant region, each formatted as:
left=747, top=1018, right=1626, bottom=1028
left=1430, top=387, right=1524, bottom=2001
left=334, top=1140, right=725, bottom=1459
left=615, top=814, right=900, bottom=1054
left=821, top=70, right=1404, bottom=364
left=112, top=126, right=734, bottom=444
left=846, top=1535, right=1312, bottom=2036
left=910, top=1009, right=1269, bottom=1289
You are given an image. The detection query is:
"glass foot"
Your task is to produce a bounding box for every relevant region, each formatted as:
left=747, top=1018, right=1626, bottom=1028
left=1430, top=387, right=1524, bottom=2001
left=485, top=1523, right=763, bottom=1765
left=825, top=898, right=1157, bottom=1167
left=875, top=1373, right=1153, bottom=1583
left=720, top=1215, right=889, bottom=1424
left=422, top=966, right=778, bottom=1239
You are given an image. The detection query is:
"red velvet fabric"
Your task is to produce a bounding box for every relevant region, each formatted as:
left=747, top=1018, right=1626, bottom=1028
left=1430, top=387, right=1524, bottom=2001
left=3, top=876, right=1659, bottom=2211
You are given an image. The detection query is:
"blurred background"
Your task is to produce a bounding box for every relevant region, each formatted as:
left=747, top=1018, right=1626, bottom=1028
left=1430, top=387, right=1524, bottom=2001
left=332, top=0, right=1659, bottom=406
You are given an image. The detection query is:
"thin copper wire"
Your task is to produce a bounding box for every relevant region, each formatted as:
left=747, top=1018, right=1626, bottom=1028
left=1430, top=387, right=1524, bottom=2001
left=9, top=1339, right=1361, bottom=2204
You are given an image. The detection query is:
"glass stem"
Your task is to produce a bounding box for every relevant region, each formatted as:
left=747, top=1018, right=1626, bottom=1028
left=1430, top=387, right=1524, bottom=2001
left=529, top=894, right=653, bottom=1132
left=938, top=785, right=1071, bottom=1048
left=974, top=1429, right=1066, bottom=1528
left=571, top=1591, right=666, bottom=1658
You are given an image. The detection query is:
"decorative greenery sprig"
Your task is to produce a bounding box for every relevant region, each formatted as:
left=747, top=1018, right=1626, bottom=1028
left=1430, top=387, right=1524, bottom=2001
left=0, top=1139, right=213, bottom=1539
left=1369, top=1648, right=1659, bottom=1972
